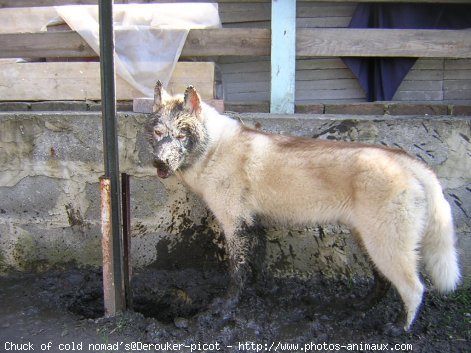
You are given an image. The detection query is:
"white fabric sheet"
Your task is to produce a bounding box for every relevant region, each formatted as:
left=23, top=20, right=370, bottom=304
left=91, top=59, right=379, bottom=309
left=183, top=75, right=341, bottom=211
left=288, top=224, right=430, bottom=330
left=56, top=4, right=220, bottom=97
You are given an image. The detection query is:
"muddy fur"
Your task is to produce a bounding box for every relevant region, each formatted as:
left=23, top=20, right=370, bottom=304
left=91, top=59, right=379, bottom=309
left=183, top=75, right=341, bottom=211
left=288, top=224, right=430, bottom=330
left=146, top=82, right=460, bottom=331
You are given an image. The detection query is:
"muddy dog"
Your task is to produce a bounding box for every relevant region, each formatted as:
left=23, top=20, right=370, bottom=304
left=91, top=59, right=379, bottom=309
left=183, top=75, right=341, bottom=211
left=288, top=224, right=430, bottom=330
left=146, top=81, right=460, bottom=331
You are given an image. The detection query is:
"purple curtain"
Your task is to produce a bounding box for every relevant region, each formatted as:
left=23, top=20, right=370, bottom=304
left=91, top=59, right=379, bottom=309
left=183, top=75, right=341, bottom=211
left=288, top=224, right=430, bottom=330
left=343, top=4, right=471, bottom=101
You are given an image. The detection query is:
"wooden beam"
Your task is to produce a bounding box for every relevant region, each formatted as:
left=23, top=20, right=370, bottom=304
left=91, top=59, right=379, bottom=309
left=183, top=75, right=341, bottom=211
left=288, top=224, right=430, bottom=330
left=271, top=0, right=296, bottom=114
left=0, top=29, right=271, bottom=59
left=297, top=28, right=471, bottom=58
left=0, top=61, right=214, bottom=100
left=1, top=28, right=470, bottom=59
left=1, top=0, right=470, bottom=7
left=0, top=32, right=96, bottom=58
left=182, top=28, right=270, bottom=57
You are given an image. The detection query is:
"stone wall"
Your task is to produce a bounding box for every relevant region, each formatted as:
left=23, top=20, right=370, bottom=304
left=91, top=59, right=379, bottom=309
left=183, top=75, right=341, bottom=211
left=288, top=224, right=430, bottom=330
left=0, top=112, right=469, bottom=286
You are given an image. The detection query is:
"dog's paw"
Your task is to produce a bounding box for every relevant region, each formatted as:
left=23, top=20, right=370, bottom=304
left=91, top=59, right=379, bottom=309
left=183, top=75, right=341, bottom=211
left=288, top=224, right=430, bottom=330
left=208, top=296, right=237, bottom=320
left=382, top=322, right=406, bottom=337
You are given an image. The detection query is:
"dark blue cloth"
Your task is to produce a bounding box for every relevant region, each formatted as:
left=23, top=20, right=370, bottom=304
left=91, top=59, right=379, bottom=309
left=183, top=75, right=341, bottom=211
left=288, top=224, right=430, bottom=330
left=343, top=4, right=471, bottom=101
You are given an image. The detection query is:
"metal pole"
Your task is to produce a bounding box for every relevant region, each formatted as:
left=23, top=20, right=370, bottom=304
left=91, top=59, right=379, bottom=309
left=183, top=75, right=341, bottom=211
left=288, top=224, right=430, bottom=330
left=99, top=0, right=125, bottom=316
left=121, top=173, right=133, bottom=309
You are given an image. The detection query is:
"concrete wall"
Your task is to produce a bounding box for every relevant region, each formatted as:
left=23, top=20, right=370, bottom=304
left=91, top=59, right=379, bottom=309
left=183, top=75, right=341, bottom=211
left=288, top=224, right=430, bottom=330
left=0, top=112, right=470, bottom=286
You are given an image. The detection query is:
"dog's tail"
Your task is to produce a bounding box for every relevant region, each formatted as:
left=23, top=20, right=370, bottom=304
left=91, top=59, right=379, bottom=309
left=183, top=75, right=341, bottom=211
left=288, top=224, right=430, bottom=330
left=419, top=168, right=461, bottom=293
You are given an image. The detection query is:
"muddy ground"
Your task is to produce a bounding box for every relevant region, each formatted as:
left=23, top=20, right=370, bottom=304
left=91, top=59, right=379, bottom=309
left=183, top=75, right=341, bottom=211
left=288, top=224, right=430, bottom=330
left=0, top=265, right=469, bottom=353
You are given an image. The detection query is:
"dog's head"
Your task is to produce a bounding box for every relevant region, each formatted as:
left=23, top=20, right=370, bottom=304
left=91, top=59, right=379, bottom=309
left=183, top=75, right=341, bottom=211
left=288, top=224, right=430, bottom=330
left=146, top=81, right=207, bottom=178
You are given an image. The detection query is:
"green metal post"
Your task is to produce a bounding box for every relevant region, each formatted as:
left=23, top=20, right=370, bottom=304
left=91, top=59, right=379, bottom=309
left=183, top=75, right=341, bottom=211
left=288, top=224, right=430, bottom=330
left=99, top=0, right=125, bottom=316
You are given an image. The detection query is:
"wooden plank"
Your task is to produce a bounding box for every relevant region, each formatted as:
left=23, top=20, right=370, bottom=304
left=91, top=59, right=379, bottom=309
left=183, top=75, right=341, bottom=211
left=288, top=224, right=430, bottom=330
left=297, top=28, right=471, bottom=58
left=0, top=31, right=96, bottom=58
left=0, top=0, right=94, bottom=6
left=165, top=62, right=215, bottom=98
left=224, top=78, right=366, bottom=95
left=228, top=92, right=372, bottom=103
left=412, top=58, right=444, bottom=70
left=296, top=88, right=366, bottom=101
left=0, top=61, right=214, bottom=100
left=297, top=78, right=364, bottom=90
left=0, top=29, right=272, bottom=59
left=270, top=0, right=296, bottom=114
left=297, top=3, right=356, bottom=18
left=444, top=80, right=471, bottom=91
left=2, top=28, right=471, bottom=59
left=227, top=92, right=270, bottom=102
left=444, top=89, right=471, bottom=101
left=219, top=3, right=270, bottom=24
left=220, top=2, right=355, bottom=25
left=225, top=80, right=367, bottom=102
left=296, top=3, right=355, bottom=29
left=297, top=17, right=351, bottom=29
left=223, top=72, right=270, bottom=84
left=403, top=70, right=443, bottom=81
left=445, top=71, right=471, bottom=80
left=223, top=21, right=271, bottom=29
left=396, top=80, right=443, bottom=91
left=182, top=28, right=271, bottom=57
left=225, top=81, right=270, bottom=94
left=297, top=58, right=348, bottom=70
left=218, top=56, right=271, bottom=65
left=445, top=58, right=471, bottom=70
left=220, top=61, right=270, bottom=75
left=393, top=91, right=444, bottom=101
left=296, top=68, right=357, bottom=81
left=1, top=0, right=470, bottom=7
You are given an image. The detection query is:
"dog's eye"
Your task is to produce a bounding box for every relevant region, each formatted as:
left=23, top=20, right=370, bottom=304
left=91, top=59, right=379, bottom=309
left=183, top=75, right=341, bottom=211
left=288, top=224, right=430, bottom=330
left=153, top=128, right=163, bottom=138
left=176, top=133, right=186, bottom=141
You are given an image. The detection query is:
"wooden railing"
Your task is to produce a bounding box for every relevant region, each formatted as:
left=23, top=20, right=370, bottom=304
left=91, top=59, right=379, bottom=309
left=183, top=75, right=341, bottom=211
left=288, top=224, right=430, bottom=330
left=1, top=0, right=470, bottom=59
left=1, top=27, right=470, bottom=59
left=0, top=0, right=470, bottom=108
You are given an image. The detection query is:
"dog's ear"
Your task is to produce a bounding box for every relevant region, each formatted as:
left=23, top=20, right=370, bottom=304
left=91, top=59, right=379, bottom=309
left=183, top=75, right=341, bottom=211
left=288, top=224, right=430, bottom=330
left=183, top=85, right=202, bottom=116
left=153, top=80, right=170, bottom=112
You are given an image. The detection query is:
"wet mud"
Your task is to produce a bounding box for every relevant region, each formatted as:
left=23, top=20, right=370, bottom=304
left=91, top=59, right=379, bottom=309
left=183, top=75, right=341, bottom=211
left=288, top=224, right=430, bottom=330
left=0, top=266, right=469, bottom=353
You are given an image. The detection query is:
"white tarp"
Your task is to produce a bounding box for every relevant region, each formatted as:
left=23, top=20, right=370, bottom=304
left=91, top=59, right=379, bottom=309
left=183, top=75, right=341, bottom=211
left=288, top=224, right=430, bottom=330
left=56, top=3, right=221, bottom=97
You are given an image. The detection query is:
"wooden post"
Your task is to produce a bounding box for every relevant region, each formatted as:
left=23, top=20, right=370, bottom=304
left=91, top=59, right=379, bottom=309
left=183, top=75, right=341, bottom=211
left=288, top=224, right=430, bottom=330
left=270, top=0, right=296, bottom=114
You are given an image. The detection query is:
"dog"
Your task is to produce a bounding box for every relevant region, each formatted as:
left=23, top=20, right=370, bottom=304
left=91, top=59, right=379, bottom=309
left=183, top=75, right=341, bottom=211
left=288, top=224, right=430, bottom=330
left=146, top=81, right=460, bottom=331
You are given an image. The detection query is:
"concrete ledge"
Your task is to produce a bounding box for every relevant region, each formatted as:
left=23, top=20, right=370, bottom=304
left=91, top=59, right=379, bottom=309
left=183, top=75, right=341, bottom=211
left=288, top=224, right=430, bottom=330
left=0, top=112, right=469, bottom=286
left=0, top=101, right=134, bottom=112
left=1, top=101, right=470, bottom=117
left=223, top=101, right=471, bottom=116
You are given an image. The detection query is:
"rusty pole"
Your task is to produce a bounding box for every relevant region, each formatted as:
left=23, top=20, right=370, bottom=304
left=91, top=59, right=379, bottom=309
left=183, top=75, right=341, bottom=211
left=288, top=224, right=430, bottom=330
left=100, top=177, right=119, bottom=315
left=99, top=0, right=126, bottom=316
left=121, top=172, right=133, bottom=309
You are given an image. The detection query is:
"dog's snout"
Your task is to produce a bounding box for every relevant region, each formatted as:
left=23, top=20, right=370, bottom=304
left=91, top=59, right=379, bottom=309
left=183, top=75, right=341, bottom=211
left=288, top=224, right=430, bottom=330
left=153, top=159, right=172, bottom=179
left=153, top=159, right=166, bottom=169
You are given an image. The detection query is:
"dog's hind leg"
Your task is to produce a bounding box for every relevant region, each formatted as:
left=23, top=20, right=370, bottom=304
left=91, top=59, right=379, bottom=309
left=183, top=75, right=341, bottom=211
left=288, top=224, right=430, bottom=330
left=351, top=230, right=391, bottom=311
left=358, top=228, right=424, bottom=331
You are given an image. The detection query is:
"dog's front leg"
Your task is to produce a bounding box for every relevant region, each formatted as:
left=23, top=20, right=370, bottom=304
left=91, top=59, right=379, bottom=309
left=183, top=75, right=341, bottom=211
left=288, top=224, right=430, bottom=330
left=226, top=221, right=254, bottom=295
left=209, top=219, right=263, bottom=316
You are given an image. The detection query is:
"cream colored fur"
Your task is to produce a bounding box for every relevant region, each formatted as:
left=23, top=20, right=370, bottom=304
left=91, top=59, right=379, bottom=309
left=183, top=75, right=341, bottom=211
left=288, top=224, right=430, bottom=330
left=151, top=86, right=460, bottom=331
